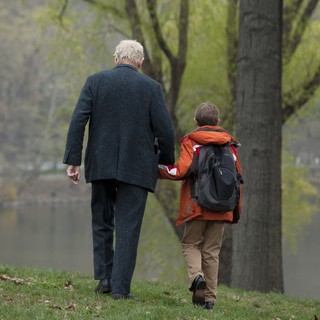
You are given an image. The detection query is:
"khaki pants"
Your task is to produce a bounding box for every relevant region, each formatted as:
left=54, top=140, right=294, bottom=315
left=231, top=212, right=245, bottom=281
left=181, top=220, right=225, bottom=302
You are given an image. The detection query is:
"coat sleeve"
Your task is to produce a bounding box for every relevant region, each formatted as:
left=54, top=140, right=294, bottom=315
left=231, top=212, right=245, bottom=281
left=63, top=77, right=92, bottom=165
left=158, top=138, right=195, bottom=180
left=149, top=82, right=175, bottom=165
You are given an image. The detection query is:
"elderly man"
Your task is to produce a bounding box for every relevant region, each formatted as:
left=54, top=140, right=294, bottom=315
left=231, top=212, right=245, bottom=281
left=63, top=40, right=175, bottom=300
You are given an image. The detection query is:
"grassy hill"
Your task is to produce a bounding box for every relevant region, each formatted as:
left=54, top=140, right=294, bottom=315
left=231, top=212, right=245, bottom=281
left=0, top=265, right=319, bottom=320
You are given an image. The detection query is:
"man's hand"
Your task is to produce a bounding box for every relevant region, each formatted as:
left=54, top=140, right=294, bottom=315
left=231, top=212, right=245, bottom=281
left=67, top=165, right=81, bottom=185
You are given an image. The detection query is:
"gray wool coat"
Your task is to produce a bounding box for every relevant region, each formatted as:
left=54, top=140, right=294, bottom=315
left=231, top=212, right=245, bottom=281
left=63, top=64, right=175, bottom=192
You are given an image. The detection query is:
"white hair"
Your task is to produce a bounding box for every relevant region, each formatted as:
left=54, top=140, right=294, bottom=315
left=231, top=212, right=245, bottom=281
left=113, top=40, right=144, bottom=64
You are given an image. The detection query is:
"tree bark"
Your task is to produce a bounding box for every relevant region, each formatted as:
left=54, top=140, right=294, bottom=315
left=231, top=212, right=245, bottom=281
left=226, top=0, right=239, bottom=113
left=218, top=224, right=233, bottom=285
left=232, top=0, right=284, bottom=292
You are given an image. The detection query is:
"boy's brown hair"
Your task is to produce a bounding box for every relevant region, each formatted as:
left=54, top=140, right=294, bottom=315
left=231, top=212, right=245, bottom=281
left=195, top=102, right=220, bottom=126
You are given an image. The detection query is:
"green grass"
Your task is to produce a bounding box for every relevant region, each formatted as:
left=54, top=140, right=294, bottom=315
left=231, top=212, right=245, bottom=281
left=0, top=265, right=319, bottom=320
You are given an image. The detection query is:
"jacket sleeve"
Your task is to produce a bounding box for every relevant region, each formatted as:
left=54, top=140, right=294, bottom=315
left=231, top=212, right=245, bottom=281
left=158, top=138, right=195, bottom=180
left=63, top=76, right=92, bottom=165
left=150, top=82, right=175, bottom=165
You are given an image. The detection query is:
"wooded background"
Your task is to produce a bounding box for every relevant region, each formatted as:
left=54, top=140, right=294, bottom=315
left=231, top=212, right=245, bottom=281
left=0, top=0, right=319, bottom=294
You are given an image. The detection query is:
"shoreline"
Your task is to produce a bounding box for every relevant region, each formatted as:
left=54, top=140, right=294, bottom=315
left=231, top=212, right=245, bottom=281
left=0, top=174, right=91, bottom=207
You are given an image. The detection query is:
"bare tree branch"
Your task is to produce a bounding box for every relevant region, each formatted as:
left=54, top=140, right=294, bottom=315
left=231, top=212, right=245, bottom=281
left=124, top=0, right=161, bottom=83
left=226, top=0, right=239, bottom=107
left=177, top=0, right=189, bottom=74
left=145, top=0, right=189, bottom=137
left=283, top=0, right=319, bottom=65
left=125, top=0, right=144, bottom=41
left=167, top=0, right=189, bottom=133
left=58, top=0, right=69, bottom=28
left=83, top=0, right=125, bottom=18
left=282, top=62, right=320, bottom=123
left=146, top=0, right=175, bottom=63
left=283, top=0, right=304, bottom=43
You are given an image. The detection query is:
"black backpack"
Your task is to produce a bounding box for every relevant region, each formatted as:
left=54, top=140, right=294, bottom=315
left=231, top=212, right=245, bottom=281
left=194, top=143, right=243, bottom=212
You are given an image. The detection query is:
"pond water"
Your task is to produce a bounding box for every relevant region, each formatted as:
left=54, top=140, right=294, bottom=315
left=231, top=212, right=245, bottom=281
left=0, top=200, right=319, bottom=299
left=0, top=199, right=186, bottom=284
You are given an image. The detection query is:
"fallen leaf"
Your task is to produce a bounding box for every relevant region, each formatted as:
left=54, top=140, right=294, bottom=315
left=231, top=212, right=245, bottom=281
left=0, top=274, right=28, bottom=285
left=65, top=303, right=76, bottom=311
left=12, top=278, right=24, bottom=285
left=3, top=295, right=13, bottom=302
left=49, top=304, right=62, bottom=310
left=64, top=280, right=74, bottom=291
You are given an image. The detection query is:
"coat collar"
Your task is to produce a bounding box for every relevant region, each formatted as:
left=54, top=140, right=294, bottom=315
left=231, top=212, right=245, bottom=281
left=184, top=126, right=241, bottom=146
left=114, top=64, right=138, bottom=72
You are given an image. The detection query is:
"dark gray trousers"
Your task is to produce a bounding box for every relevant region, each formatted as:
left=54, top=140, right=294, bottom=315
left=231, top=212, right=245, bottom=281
left=91, top=179, right=148, bottom=295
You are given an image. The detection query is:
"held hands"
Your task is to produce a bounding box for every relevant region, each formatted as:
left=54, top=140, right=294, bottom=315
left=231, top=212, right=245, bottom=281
left=67, top=165, right=81, bottom=185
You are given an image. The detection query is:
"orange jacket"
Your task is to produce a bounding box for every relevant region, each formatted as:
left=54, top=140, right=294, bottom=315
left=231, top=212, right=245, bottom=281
left=158, top=126, right=242, bottom=226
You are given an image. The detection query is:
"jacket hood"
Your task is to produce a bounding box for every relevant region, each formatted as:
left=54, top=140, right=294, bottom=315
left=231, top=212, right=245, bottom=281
left=186, top=126, right=240, bottom=146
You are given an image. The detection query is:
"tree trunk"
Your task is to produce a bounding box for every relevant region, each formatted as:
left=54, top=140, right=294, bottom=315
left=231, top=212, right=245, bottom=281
left=232, top=0, right=284, bottom=292
left=218, top=224, right=233, bottom=285
left=154, top=179, right=184, bottom=239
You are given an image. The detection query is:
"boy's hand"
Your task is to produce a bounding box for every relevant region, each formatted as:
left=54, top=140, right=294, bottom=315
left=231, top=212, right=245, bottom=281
left=67, top=165, right=81, bottom=185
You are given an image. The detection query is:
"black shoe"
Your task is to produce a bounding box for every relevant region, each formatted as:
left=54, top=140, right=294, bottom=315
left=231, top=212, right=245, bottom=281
left=95, top=278, right=112, bottom=294
left=112, top=293, right=138, bottom=301
left=191, top=275, right=206, bottom=306
left=203, top=301, right=214, bottom=310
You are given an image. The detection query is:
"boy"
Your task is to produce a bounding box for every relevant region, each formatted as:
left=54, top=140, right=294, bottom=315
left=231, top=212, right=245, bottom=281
left=158, top=102, right=242, bottom=310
